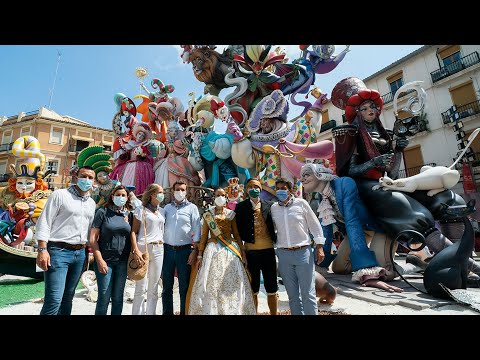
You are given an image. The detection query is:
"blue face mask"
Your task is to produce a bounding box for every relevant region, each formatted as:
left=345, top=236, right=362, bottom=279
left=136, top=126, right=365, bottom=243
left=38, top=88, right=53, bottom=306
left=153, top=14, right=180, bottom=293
left=113, top=196, right=127, bottom=207
left=276, top=189, right=289, bottom=201
left=77, top=178, right=93, bottom=192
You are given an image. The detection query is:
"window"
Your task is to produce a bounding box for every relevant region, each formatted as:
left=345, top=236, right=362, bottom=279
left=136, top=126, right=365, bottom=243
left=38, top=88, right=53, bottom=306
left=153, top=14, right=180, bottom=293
left=443, top=51, right=461, bottom=67
left=50, top=126, right=64, bottom=144
left=387, top=71, right=404, bottom=95
left=20, top=127, right=30, bottom=137
left=0, top=160, right=7, bottom=175
left=450, top=81, right=477, bottom=107
left=47, top=160, right=59, bottom=175
left=75, top=140, right=90, bottom=152
left=2, top=130, right=12, bottom=145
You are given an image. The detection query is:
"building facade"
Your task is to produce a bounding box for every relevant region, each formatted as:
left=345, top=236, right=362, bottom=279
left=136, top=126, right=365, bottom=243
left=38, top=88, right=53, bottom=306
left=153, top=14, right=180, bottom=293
left=0, top=107, right=114, bottom=188
left=317, top=45, right=480, bottom=193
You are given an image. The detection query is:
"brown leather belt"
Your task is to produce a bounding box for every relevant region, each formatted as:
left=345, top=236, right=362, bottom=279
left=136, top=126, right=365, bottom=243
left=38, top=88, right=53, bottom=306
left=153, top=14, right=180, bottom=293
left=164, top=243, right=192, bottom=250
left=148, top=241, right=164, bottom=245
left=282, top=244, right=310, bottom=251
left=48, top=241, right=86, bottom=250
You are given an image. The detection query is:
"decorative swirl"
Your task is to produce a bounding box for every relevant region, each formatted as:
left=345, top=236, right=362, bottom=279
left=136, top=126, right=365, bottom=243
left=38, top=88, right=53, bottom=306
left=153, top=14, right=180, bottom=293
left=223, top=67, right=248, bottom=126
left=11, top=136, right=45, bottom=174
left=289, top=75, right=315, bottom=116
left=393, top=81, right=427, bottom=117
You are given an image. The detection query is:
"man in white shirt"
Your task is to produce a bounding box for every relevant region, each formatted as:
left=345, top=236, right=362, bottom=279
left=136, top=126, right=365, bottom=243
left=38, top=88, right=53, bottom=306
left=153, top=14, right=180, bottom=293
left=36, top=166, right=97, bottom=315
left=270, top=177, right=325, bottom=315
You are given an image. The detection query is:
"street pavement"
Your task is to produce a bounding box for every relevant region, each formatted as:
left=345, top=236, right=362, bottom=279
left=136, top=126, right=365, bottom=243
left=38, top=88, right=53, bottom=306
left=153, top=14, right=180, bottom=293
left=0, top=255, right=478, bottom=315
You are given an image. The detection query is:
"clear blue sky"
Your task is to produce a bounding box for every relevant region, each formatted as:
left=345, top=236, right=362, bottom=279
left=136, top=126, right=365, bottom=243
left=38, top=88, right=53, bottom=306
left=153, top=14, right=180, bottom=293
left=0, top=45, right=423, bottom=131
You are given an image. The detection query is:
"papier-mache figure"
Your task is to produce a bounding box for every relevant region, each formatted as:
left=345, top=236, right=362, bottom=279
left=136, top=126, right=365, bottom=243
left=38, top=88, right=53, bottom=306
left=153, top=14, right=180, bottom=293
left=225, top=177, right=244, bottom=211
left=0, top=136, right=53, bottom=248
left=76, top=145, right=115, bottom=208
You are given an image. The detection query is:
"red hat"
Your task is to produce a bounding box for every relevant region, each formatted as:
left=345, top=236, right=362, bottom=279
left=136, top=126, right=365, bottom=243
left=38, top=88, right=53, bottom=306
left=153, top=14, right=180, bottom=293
left=344, top=89, right=383, bottom=123
left=331, top=77, right=383, bottom=123
left=210, top=99, right=225, bottom=118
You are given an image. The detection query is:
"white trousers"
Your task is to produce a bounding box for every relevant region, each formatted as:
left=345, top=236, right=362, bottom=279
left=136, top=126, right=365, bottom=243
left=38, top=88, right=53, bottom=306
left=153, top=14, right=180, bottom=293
left=132, top=243, right=164, bottom=315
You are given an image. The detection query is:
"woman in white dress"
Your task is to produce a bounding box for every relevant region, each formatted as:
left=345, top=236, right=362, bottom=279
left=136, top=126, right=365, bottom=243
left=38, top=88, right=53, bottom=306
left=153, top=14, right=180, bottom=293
left=187, top=188, right=256, bottom=315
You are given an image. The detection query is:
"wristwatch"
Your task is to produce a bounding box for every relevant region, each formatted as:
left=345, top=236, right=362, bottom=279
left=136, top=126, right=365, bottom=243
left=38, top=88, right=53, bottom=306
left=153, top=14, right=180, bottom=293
left=37, top=247, right=47, bottom=252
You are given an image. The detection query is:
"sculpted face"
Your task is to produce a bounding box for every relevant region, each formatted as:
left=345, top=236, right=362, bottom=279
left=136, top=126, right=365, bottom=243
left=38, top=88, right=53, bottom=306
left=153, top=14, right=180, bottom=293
left=16, top=177, right=36, bottom=195
left=218, top=106, right=229, bottom=122
left=189, top=49, right=217, bottom=83
left=96, top=171, right=109, bottom=185
left=300, top=169, right=327, bottom=194
left=359, top=100, right=377, bottom=124
left=259, top=118, right=275, bottom=134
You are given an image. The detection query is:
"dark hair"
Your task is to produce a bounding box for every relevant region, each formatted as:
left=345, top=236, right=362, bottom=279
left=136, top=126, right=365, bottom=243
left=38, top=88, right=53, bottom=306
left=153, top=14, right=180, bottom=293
left=172, top=179, right=187, bottom=190
left=275, top=177, right=293, bottom=191
left=105, top=185, right=133, bottom=211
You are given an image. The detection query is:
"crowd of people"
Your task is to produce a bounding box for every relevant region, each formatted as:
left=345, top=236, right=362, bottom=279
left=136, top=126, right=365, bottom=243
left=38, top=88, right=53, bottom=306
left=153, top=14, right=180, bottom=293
left=29, top=67, right=480, bottom=315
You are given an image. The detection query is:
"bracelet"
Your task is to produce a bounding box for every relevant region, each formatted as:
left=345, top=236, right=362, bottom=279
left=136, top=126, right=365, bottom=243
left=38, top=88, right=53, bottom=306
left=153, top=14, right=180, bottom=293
left=37, top=247, right=47, bottom=252
left=197, top=255, right=203, bottom=259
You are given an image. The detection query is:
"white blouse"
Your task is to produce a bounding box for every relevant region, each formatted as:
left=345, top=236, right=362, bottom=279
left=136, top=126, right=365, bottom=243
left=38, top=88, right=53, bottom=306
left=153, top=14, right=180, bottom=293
left=134, top=205, right=165, bottom=245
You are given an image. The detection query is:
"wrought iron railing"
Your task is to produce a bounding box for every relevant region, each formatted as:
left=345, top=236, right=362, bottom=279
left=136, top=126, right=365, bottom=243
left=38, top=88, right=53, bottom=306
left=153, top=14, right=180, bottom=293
left=431, top=52, right=480, bottom=83
left=397, top=163, right=436, bottom=178
left=381, top=88, right=416, bottom=104
left=320, top=120, right=337, bottom=133
left=441, top=99, right=480, bottom=124
left=0, top=142, right=13, bottom=152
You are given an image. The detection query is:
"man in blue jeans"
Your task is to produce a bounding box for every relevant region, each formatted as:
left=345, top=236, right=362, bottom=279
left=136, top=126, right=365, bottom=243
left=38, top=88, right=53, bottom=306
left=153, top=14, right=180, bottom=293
left=162, top=180, right=201, bottom=315
left=270, top=177, right=325, bottom=315
left=36, top=166, right=97, bottom=315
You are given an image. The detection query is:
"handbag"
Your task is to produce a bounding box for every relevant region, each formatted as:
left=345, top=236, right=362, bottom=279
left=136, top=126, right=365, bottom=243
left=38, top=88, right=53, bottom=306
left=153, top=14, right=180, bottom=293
left=127, top=208, right=149, bottom=281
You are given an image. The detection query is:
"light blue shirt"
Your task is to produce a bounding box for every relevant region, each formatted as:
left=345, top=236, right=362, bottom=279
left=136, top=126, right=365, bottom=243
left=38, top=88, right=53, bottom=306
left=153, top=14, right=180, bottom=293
left=163, top=200, right=201, bottom=246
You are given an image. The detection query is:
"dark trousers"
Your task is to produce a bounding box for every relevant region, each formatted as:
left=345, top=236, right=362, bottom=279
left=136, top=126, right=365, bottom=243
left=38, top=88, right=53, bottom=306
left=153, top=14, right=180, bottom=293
left=161, top=246, right=192, bottom=315
left=245, top=248, right=278, bottom=294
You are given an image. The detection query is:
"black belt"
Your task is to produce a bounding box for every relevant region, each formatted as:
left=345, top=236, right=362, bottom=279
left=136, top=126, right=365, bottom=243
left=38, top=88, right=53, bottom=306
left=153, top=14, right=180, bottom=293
left=164, top=243, right=192, bottom=250
left=48, top=241, right=86, bottom=250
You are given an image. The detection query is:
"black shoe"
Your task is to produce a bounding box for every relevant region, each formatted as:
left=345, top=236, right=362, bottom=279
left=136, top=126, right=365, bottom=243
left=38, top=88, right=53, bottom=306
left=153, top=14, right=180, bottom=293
left=406, top=254, right=430, bottom=270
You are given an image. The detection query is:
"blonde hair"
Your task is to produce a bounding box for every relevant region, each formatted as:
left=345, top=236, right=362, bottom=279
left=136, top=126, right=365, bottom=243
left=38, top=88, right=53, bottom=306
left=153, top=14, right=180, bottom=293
left=142, top=183, right=162, bottom=207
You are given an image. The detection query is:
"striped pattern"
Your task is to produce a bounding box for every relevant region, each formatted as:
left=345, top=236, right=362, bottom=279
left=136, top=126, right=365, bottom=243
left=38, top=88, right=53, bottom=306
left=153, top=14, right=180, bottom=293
left=11, top=136, right=45, bottom=175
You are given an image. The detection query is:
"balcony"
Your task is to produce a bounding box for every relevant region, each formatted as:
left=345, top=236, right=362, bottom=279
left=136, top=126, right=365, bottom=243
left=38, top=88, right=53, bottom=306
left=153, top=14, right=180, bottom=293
left=441, top=99, right=480, bottom=124
left=69, top=144, right=89, bottom=153
left=430, top=52, right=480, bottom=84
left=0, top=142, right=13, bottom=152
left=320, top=120, right=337, bottom=133
left=381, top=88, right=416, bottom=104
left=398, top=163, right=436, bottom=178
left=0, top=174, right=11, bottom=182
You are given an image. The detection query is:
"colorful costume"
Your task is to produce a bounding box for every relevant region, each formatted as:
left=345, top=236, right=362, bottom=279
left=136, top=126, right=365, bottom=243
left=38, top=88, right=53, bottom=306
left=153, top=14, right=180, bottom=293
left=0, top=136, right=52, bottom=247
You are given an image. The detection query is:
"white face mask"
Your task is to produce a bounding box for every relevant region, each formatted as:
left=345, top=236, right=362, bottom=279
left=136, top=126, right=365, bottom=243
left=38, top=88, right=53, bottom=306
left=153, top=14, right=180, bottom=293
left=214, top=196, right=227, bottom=207
left=174, top=190, right=186, bottom=202
left=156, top=193, right=165, bottom=203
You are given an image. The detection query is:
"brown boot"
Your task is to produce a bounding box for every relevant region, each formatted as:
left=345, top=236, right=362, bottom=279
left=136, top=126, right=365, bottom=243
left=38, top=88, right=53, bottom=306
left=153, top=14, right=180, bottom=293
left=253, top=293, right=258, bottom=313
left=267, top=293, right=278, bottom=315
